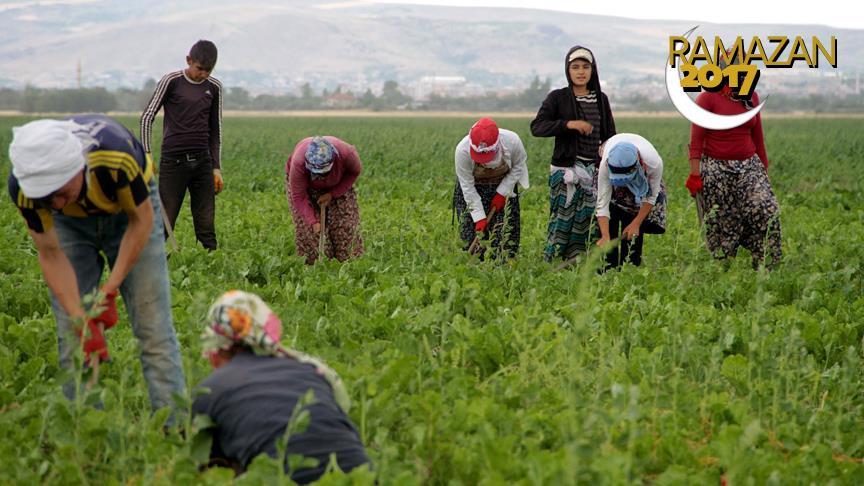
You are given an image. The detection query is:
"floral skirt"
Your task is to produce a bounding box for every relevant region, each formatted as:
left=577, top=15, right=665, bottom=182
left=701, top=154, right=781, bottom=269
left=610, top=182, right=667, bottom=234
left=453, top=181, right=520, bottom=259
left=290, top=187, right=364, bottom=265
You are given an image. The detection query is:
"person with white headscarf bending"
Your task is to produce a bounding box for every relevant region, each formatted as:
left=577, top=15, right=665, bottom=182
left=596, top=133, right=667, bottom=269
left=7, top=114, right=185, bottom=420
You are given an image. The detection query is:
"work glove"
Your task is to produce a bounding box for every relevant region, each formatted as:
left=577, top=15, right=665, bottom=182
left=79, top=319, right=109, bottom=364
left=80, top=290, right=119, bottom=365
left=685, top=173, right=703, bottom=197
left=475, top=218, right=488, bottom=233
left=213, top=170, right=224, bottom=195
left=91, top=290, right=119, bottom=330
left=491, top=193, right=506, bottom=212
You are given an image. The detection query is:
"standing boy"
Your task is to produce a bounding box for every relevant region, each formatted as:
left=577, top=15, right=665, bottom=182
left=140, top=39, right=223, bottom=250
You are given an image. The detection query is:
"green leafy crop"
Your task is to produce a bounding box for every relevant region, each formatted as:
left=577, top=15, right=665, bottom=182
left=0, top=115, right=861, bottom=484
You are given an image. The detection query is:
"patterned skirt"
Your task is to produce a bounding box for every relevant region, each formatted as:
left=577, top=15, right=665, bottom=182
left=610, top=182, right=667, bottom=234
left=545, top=166, right=598, bottom=261
left=452, top=181, right=521, bottom=259
left=701, top=154, right=781, bottom=269
left=289, top=187, right=365, bottom=265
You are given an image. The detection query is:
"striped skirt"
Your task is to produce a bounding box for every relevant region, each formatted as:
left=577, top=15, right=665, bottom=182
left=702, top=154, right=781, bottom=269
left=544, top=166, right=598, bottom=262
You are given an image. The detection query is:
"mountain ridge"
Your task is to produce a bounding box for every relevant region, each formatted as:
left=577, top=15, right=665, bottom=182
left=2, top=0, right=859, bottom=92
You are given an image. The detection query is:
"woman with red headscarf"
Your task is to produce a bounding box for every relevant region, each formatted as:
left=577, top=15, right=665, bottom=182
left=453, top=117, right=529, bottom=259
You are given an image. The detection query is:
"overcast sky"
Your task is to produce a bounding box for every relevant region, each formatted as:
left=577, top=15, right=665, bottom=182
left=368, top=0, right=861, bottom=29
left=2, top=0, right=859, bottom=28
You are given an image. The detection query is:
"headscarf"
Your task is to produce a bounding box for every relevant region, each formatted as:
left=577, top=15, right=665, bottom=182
left=201, top=290, right=351, bottom=412
left=304, top=136, right=339, bottom=174
left=468, top=117, right=500, bottom=165
left=8, top=119, right=90, bottom=198
left=607, top=142, right=649, bottom=204
left=717, top=49, right=756, bottom=108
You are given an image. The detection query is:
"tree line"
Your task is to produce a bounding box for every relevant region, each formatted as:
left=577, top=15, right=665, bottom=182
left=1, top=77, right=862, bottom=113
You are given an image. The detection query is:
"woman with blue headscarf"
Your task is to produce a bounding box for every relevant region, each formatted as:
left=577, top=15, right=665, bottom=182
left=595, top=133, right=666, bottom=269
left=286, top=136, right=364, bottom=264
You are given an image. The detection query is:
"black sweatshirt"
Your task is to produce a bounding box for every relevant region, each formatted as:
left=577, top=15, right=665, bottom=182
left=530, top=45, right=616, bottom=167
left=140, top=70, right=223, bottom=169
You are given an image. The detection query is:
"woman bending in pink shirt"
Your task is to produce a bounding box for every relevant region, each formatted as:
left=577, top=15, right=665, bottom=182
left=286, top=137, right=364, bottom=264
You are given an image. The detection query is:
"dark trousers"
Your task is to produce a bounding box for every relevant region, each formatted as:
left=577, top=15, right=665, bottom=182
left=605, top=204, right=644, bottom=269
left=159, top=152, right=217, bottom=250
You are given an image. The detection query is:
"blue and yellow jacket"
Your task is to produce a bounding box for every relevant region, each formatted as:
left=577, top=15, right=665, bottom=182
left=8, top=114, right=154, bottom=233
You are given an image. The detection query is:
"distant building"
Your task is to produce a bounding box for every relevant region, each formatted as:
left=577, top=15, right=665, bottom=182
left=324, top=92, right=357, bottom=109
left=411, top=76, right=469, bottom=100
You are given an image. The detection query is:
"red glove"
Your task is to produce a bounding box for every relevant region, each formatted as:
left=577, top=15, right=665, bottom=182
left=78, top=319, right=109, bottom=364
left=92, top=290, right=119, bottom=330
left=475, top=218, right=488, bottom=233
left=491, top=193, right=506, bottom=212
left=685, top=173, right=703, bottom=197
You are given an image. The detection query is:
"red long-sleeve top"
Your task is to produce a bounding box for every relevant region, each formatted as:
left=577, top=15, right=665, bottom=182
left=689, top=91, right=769, bottom=167
left=286, top=136, right=362, bottom=227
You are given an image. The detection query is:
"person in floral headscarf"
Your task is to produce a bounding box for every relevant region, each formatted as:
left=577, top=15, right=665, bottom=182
left=286, top=136, right=364, bottom=265
left=193, top=290, right=371, bottom=483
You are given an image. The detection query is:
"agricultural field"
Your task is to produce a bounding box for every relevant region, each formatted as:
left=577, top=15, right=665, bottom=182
left=0, top=115, right=862, bottom=484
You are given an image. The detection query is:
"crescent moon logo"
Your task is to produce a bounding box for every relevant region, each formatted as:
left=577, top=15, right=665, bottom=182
left=666, top=27, right=767, bottom=130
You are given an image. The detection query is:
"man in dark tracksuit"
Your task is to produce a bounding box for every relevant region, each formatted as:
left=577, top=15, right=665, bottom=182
left=140, top=39, right=223, bottom=250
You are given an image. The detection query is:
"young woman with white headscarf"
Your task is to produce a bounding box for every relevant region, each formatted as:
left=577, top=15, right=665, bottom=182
left=531, top=46, right=617, bottom=263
